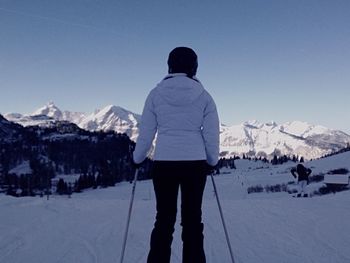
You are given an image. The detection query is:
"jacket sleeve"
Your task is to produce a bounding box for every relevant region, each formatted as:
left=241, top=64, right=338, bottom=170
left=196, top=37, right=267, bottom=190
left=133, top=91, right=157, bottom=164
left=202, top=93, right=220, bottom=166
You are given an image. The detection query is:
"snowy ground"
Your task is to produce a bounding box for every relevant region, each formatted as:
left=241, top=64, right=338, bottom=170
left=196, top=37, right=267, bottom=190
left=1, top=152, right=350, bottom=263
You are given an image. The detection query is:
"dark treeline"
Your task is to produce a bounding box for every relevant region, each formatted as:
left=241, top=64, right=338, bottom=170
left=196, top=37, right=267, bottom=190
left=319, top=143, right=350, bottom=159
left=0, top=121, right=151, bottom=197
left=216, top=153, right=303, bottom=169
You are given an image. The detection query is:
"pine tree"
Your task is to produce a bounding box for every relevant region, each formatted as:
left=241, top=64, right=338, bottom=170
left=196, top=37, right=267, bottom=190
left=56, top=178, right=66, bottom=195
left=271, top=155, right=278, bottom=165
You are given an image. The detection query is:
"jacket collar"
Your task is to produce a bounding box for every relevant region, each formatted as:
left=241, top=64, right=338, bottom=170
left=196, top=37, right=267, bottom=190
left=163, top=73, right=200, bottom=82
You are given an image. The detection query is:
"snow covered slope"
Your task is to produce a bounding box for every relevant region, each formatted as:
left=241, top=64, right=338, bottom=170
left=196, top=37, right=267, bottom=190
left=1, top=152, right=350, bottom=263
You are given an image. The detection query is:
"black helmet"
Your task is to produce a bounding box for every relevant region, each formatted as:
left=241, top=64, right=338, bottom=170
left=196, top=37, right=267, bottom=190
left=167, top=47, right=198, bottom=78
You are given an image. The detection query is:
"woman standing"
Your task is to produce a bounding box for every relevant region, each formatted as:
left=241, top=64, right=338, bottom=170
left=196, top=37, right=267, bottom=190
left=291, top=163, right=312, bottom=197
left=133, top=47, right=220, bottom=263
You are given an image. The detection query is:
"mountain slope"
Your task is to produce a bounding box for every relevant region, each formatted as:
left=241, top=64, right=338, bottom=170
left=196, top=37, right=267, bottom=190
left=79, top=105, right=140, bottom=140
left=31, top=102, right=86, bottom=124
left=220, top=120, right=350, bottom=160
left=32, top=101, right=64, bottom=120
left=0, top=114, right=23, bottom=141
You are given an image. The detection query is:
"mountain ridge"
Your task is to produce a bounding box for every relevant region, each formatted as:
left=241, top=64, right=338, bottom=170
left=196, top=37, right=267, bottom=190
left=3, top=102, right=350, bottom=160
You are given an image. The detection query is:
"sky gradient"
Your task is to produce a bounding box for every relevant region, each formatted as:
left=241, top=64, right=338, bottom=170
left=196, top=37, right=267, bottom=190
left=1, top=0, right=349, bottom=133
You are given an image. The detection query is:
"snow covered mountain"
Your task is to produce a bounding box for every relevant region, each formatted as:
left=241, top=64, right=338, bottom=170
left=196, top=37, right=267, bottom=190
left=220, top=120, right=350, bottom=160
left=4, top=102, right=85, bottom=127
left=5, top=102, right=140, bottom=141
left=31, top=101, right=86, bottom=124
left=4, top=103, right=350, bottom=160
left=79, top=105, right=140, bottom=141
left=32, top=101, right=64, bottom=120
left=4, top=113, right=56, bottom=127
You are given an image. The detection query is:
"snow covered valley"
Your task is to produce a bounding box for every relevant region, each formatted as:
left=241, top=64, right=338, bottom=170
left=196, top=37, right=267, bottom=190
left=1, top=152, right=350, bottom=263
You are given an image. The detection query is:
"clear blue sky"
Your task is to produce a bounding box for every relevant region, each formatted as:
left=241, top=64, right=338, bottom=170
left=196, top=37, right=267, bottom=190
left=1, top=0, right=349, bottom=133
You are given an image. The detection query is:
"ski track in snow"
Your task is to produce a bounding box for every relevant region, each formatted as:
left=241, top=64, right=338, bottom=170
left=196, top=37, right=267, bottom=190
left=1, top=158, right=350, bottom=263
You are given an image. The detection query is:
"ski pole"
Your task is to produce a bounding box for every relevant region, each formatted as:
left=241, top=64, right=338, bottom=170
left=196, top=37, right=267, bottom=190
left=120, top=169, right=139, bottom=263
left=210, top=173, right=235, bottom=263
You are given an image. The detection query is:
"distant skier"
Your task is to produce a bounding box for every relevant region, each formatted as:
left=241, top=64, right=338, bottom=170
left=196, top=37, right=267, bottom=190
left=291, top=164, right=312, bottom=197
left=133, top=47, right=220, bottom=263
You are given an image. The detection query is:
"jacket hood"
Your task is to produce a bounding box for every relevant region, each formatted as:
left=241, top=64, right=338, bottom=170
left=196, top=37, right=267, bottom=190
left=155, top=73, right=205, bottom=106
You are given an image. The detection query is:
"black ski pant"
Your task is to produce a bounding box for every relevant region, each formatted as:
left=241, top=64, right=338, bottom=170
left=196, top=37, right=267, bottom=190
left=147, top=160, right=207, bottom=263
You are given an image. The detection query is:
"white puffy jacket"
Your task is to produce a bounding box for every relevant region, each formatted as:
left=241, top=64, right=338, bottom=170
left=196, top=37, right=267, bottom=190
left=133, top=73, right=220, bottom=166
